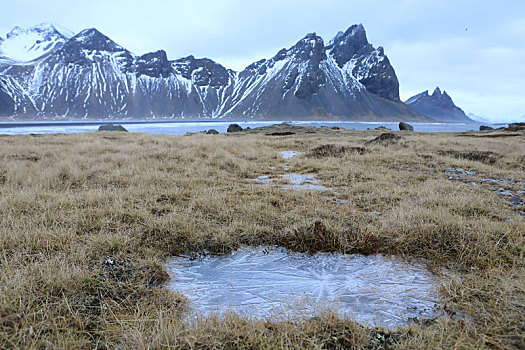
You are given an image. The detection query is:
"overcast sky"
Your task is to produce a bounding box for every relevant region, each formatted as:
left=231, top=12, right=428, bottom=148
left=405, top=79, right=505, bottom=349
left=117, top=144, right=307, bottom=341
left=1, top=0, right=524, bottom=121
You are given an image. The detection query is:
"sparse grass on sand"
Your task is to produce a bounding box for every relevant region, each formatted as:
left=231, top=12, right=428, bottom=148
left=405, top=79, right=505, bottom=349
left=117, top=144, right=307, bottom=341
left=0, top=125, right=524, bottom=349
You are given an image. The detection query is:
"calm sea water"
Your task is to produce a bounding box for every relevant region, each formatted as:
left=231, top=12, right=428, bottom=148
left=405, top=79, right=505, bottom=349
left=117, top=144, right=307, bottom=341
left=0, top=120, right=504, bottom=135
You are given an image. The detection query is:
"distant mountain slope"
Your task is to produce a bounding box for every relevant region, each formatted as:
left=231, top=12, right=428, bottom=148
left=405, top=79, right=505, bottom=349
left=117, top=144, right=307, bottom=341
left=0, top=23, right=428, bottom=121
left=405, top=87, right=472, bottom=122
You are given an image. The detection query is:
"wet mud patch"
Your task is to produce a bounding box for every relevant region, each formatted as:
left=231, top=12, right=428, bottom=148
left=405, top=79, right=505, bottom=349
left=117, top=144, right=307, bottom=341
left=166, top=247, right=440, bottom=329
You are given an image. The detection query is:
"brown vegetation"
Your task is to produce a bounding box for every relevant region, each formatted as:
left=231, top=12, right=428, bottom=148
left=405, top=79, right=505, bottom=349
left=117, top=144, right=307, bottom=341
left=0, top=127, right=524, bottom=348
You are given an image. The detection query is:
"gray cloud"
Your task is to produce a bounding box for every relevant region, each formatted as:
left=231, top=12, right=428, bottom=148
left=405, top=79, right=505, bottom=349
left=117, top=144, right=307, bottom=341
left=1, top=0, right=524, bottom=121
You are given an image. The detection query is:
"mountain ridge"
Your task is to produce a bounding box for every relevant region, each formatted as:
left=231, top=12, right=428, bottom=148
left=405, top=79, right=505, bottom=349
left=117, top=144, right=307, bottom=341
left=0, top=23, right=428, bottom=121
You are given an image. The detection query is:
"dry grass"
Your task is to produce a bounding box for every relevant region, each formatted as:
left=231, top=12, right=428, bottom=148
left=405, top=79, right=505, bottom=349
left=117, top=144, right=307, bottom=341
left=0, top=127, right=524, bottom=349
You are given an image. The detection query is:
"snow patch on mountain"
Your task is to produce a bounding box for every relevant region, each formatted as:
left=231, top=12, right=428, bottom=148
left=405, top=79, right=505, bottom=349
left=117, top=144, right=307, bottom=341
left=0, top=23, right=71, bottom=62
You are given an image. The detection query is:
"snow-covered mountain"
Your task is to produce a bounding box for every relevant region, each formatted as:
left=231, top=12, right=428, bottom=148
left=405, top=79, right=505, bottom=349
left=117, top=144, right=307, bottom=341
left=405, top=87, right=472, bottom=122
left=0, top=23, right=72, bottom=63
left=0, top=23, right=426, bottom=120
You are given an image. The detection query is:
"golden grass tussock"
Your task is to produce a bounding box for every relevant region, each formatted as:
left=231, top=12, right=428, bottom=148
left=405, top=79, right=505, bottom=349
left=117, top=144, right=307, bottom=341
left=0, top=127, right=524, bottom=348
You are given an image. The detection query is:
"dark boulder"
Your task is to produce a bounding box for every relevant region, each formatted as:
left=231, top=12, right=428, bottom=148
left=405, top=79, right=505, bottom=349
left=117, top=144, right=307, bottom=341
left=98, top=124, right=128, bottom=132
left=479, top=125, right=494, bottom=131
left=399, top=122, right=414, bottom=131
left=227, top=124, right=243, bottom=133
left=206, top=129, right=219, bottom=134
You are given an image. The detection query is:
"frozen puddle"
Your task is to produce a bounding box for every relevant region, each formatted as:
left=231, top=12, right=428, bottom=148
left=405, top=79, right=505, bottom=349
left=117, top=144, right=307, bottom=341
left=281, top=173, right=328, bottom=190
left=251, top=173, right=329, bottom=191
left=167, top=247, right=439, bottom=328
left=280, top=150, right=303, bottom=159
left=251, top=150, right=329, bottom=191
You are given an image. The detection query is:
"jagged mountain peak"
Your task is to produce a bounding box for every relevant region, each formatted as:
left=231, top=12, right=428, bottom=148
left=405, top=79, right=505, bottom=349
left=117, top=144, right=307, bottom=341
left=69, top=28, right=125, bottom=52
left=328, top=24, right=373, bottom=67
left=405, top=88, right=472, bottom=122
left=139, top=49, right=168, bottom=61
left=327, top=25, right=364, bottom=46
left=325, top=24, right=399, bottom=101
left=47, top=28, right=133, bottom=68
left=135, top=50, right=172, bottom=78
left=287, top=33, right=326, bottom=64
left=428, top=87, right=455, bottom=105
left=172, top=55, right=231, bottom=87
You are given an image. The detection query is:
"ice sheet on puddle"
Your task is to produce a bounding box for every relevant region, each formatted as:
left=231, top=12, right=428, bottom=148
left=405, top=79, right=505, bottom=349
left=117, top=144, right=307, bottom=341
left=167, top=247, right=439, bottom=328
left=280, top=150, right=303, bottom=159
left=251, top=173, right=329, bottom=191
left=280, top=173, right=328, bottom=190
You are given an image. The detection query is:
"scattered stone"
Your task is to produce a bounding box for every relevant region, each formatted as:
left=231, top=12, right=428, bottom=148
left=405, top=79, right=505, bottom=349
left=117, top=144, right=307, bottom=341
left=98, top=124, right=128, bottom=132
left=399, top=122, right=414, bottom=131
left=365, top=133, right=402, bottom=145
left=227, top=124, right=243, bottom=133
left=206, top=129, right=219, bottom=134
left=371, top=211, right=382, bottom=216
left=510, top=195, right=524, bottom=205
left=520, top=211, right=525, bottom=217
left=479, top=125, right=494, bottom=131
left=375, top=126, right=391, bottom=130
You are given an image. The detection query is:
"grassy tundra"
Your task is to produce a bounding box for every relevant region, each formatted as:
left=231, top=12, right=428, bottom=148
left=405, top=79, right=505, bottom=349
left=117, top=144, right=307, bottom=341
left=0, top=125, right=524, bottom=349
